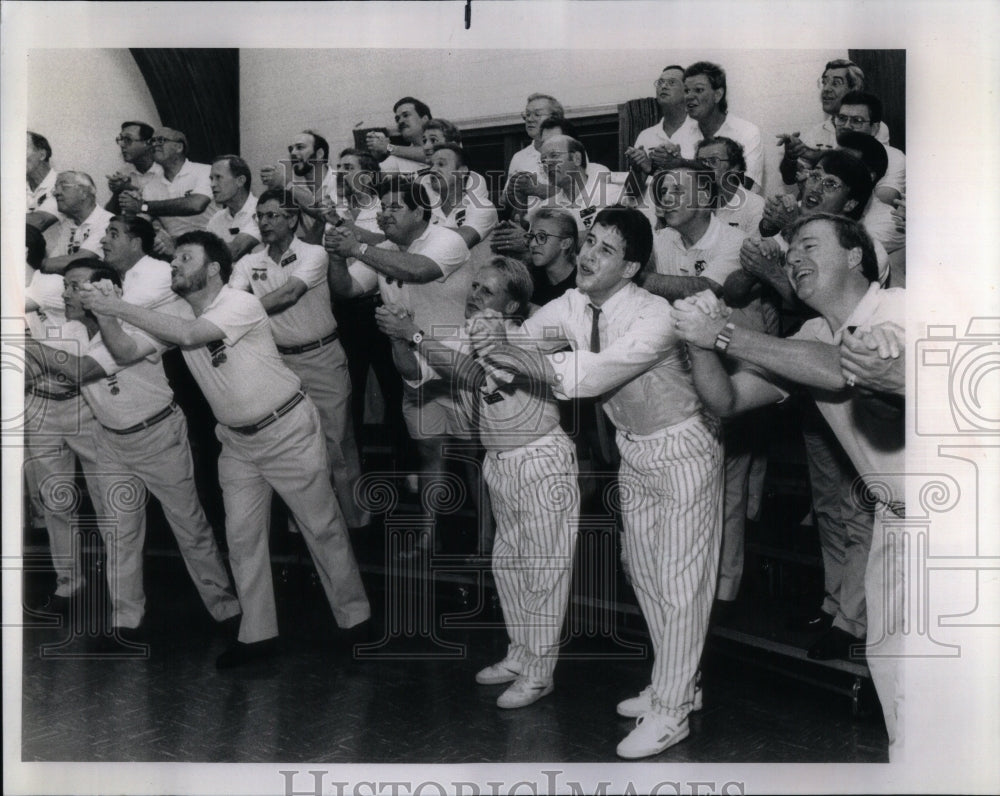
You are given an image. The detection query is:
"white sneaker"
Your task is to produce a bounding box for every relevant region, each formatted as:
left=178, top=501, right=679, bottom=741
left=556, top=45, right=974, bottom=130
left=616, top=713, right=690, bottom=759
left=616, top=684, right=703, bottom=717
left=475, top=658, right=522, bottom=685
left=496, top=675, right=554, bottom=709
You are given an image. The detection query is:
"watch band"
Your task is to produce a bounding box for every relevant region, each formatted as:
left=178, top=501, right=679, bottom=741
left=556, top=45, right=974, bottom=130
left=356, top=242, right=369, bottom=259
left=714, top=322, right=736, bottom=353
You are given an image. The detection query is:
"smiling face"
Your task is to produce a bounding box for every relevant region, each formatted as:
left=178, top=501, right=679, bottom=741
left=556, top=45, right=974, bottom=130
left=523, top=97, right=557, bottom=141
left=819, top=67, right=852, bottom=115
left=784, top=218, right=860, bottom=305
left=395, top=103, right=429, bottom=143
left=421, top=128, right=448, bottom=159
left=575, top=223, right=639, bottom=304
left=377, top=190, right=425, bottom=244
left=655, top=168, right=710, bottom=231
left=684, top=74, right=722, bottom=121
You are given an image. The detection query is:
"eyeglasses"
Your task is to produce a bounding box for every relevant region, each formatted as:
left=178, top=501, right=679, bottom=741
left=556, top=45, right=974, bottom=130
left=698, top=156, right=730, bottom=168
left=654, top=78, right=681, bottom=89
left=115, top=135, right=148, bottom=146
left=803, top=170, right=846, bottom=193
left=255, top=211, right=289, bottom=222
left=149, top=136, right=183, bottom=146
left=521, top=111, right=550, bottom=121
left=527, top=231, right=572, bottom=245
left=817, top=76, right=848, bottom=89
left=833, top=114, right=871, bottom=127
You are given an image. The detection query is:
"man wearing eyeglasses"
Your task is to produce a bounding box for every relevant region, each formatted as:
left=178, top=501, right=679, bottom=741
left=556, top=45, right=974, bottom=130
left=504, top=93, right=565, bottom=196
left=44, top=171, right=113, bottom=273
left=777, top=59, right=893, bottom=186
left=627, top=65, right=702, bottom=178
left=120, top=126, right=214, bottom=243
left=106, top=122, right=163, bottom=215
left=79, top=229, right=371, bottom=669
left=27, top=131, right=60, bottom=233
left=834, top=91, right=905, bottom=207
left=229, top=189, right=368, bottom=530
left=696, top=136, right=764, bottom=236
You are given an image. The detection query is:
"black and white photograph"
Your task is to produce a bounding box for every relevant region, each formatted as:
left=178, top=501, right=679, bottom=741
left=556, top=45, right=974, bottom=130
left=2, top=2, right=998, bottom=794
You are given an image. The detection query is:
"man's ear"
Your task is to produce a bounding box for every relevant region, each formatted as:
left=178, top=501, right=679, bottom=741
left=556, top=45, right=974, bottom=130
left=843, top=198, right=858, bottom=215
left=503, top=298, right=520, bottom=317
left=622, top=259, right=642, bottom=281
left=871, top=121, right=882, bottom=138
left=847, top=246, right=862, bottom=270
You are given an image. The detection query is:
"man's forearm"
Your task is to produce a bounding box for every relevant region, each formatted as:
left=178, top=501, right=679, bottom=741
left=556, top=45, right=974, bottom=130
left=353, top=244, right=442, bottom=283
left=390, top=338, right=421, bottom=380
left=24, top=340, right=107, bottom=385
left=146, top=195, right=210, bottom=217
left=638, top=272, right=722, bottom=302
left=687, top=345, right=739, bottom=416
left=96, top=315, right=154, bottom=364
left=42, top=251, right=100, bottom=274
left=726, top=325, right=844, bottom=390
left=99, top=299, right=202, bottom=347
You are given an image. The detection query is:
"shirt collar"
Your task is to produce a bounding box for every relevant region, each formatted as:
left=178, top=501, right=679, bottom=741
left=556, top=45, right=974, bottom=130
left=834, top=282, right=884, bottom=342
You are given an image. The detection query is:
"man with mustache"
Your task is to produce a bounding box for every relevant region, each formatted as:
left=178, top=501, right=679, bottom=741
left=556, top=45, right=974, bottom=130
left=367, top=96, right=434, bottom=175
left=260, top=129, right=335, bottom=243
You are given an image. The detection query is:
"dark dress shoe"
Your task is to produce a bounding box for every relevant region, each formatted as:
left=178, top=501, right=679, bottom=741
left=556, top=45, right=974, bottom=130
left=216, top=638, right=279, bottom=670
left=807, top=626, right=865, bottom=661
left=216, top=614, right=242, bottom=641
left=786, top=609, right=834, bottom=633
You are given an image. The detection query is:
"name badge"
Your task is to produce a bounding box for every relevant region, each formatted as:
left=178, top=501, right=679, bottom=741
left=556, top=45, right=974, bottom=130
left=482, top=390, right=505, bottom=405
left=280, top=252, right=297, bottom=267
left=228, top=227, right=240, bottom=235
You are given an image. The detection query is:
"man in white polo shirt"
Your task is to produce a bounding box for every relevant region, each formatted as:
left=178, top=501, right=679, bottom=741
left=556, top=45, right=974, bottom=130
left=106, top=121, right=164, bottom=215
left=684, top=62, right=764, bottom=193
left=627, top=64, right=702, bottom=176
left=424, top=142, right=498, bottom=258
left=366, top=97, right=434, bottom=174
left=27, top=131, right=60, bottom=232
left=79, top=230, right=371, bottom=669
left=206, top=154, right=260, bottom=261
left=45, top=171, right=114, bottom=273
left=120, top=127, right=214, bottom=245
left=261, top=129, right=337, bottom=243
left=696, top=136, right=765, bottom=236
left=505, top=93, right=565, bottom=193
left=26, top=262, right=241, bottom=643
left=230, top=189, right=368, bottom=529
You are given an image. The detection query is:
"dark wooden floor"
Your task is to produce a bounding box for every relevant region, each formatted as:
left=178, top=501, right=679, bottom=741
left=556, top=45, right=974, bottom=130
left=20, top=549, right=888, bottom=764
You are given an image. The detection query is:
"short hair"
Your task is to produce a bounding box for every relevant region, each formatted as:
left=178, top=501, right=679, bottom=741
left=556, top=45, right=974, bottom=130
left=696, top=135, right=746, bottom=173
left=563, top=136, right=588, bottom=169
left=158, top=128, right=188, bottom=155
left=539, top=116, right=578, bottom=140
left=590, top=206, right=654, bottom=267
left=814, top=150, right=874, bottom=220
left=377, top=175, right=434, bottom=221
left=526, top=93, right=565, bottom=119
left=301, top=129, right=329, bottom=162
left=212, top=154, right=252, bottom=190
left=422, top=118, right=462, bottom=144
left=785, top=212, right=879, bottom=283
left=120, top=121, right=154, bottom=141
left=838, top=90, right=883, bottom=125
left=835, top=131, right=889, bottom=183
left=26, top=224, right=46, bottom=269
left=823, top=59, right=866, bottom=91
left=56, top=171, right=97, bottom=197
left=661, top=64, right=686, bottom=75
left=175, top=230, right=233, bottom=283
left=484, top=256, right=534, bottom=321
left=430, top=142, right=466, bottom=168
left=257, top=187, right=301, bottom=231
left=27, top=131, right=51, bottom=161
left=110, top=214, right=156, bottom=254
left=684, top=61, right=728, bottom=114
left=337, top=147, right=381, bottom=177
left=532, top=207, right=579, bottom=253
left=65, top=261, right=123, bottom=290
left=393, top=96, right=432, bottom=120
left=652, top=159, right=719, bottom=210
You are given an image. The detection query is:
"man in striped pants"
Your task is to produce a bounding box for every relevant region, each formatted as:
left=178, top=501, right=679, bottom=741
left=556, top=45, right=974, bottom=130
left=472, top=207, right=723, bottom=758
left=375, top=256, right=580, bottom=709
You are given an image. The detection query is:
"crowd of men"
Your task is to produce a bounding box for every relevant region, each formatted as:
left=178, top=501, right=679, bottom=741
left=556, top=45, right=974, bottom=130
left=22, top=57, right=905, bottom=760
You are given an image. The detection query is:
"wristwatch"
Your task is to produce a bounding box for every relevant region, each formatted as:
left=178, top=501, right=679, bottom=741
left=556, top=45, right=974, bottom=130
left=140, top=202, right=150, bottom=214
left=714, top=322, right=736, bottom=353
left=386, top=144, right=395, bottom=155
left=355, top=242, right=369, bottom=258
left=409, top=330, right=424, bottom=349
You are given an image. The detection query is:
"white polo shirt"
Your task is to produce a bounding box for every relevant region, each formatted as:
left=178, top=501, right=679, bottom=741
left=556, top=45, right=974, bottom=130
left=652, top=214, right=744, bottom=286
left=367, top=223, right=471, bottom=334
left=787, top=283, right=905, bottom=506
left=207, top=193, right=260, bottom=244
left=506, top=142, right=545, bottom=187
left=429, top=188, right=499, bottom=244
left=715, top=186, right=765, bottom=237
left=121, top=162, right=165, bottom=194
left=180, top=287, right=302, bottom=426
left=82, top=331, right=175, bottom=430
left=877, top=145, right=905, bottom=198
left=27, top=169, right=58, bottom=215
left=633, top=116, right=704, bottom=159
left=230, top=237, right=335, bottom=346
left=801, top=117, right=892, bottom=150
left=711, top=114, right=764, bottom=190
left=380, top=154, right=427, bottom=174
left=862, top=196, right=905, bottom=255
left=141, top=158, right=215, bottom=237
left=525, top=171, right=626, bottom=235
left=25, top=270, right=67, bottom=338
left=51, top=206, right=114, bottom=257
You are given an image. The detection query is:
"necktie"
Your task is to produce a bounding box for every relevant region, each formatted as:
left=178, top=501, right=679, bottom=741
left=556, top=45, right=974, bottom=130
left=589, top=305, right=615, bottom=465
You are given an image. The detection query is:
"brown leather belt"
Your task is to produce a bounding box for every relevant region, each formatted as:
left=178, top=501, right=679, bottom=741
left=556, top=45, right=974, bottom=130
left=229, top=392, right=305, bottom=435
left=277, top=330, right=338, bottom=356
left=104, top=403, right=176, bottom=435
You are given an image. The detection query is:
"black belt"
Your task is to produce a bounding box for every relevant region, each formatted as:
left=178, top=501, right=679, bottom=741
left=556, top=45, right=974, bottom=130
left=104, top=403, right=176, bottom=435
left=229, top=392, right=305, bottom=435
left=277, top=330, right=338, bottom=356
left=30, top=386, right=80, bottom=401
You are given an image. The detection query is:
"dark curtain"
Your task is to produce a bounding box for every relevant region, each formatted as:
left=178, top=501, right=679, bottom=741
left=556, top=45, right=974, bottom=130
left=617, top=97, right=659, bottom=170
left=129, top=49, right=239, bottom=162
left=848, top=49, right=905, bottom=152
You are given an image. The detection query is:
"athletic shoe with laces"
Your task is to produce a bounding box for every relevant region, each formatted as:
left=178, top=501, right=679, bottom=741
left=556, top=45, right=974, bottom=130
left=475, top=658, right=522, bottom=685
left=616, top=712, right=690, bottom=759
left=496, top=675, right=554, bottom=709
left=616, top=683, right=703, bottom=717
